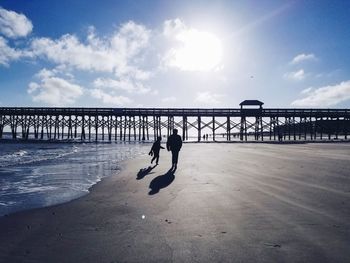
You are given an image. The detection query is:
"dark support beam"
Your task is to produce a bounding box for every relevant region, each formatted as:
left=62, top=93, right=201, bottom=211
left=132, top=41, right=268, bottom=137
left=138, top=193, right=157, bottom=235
left=138, top=116, right=141, bottom=141
left=114, top=115, right=118, bottom=141
left=345, top=116, right=348, bottom=140
left=146, top=116, right=149, bottom=141
left=182, top=116, right=186, bottom=141
left=95, top=115, right=98, bottom=141
left=158, top=116, right=162, bottom=139
left=142, top=116, right=145, bottom=141
left=260, top=116, right=263, bottom=141
left=212, top=116, right=215, bottom=141
left=227, top=116, right=230, bottom=141
left=133, top=116, right=136, bottom=141
left=198, top=116, right=201, bottom=142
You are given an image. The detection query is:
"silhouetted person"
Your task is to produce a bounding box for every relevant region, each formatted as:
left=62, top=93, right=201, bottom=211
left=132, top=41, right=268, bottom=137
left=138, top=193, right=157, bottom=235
left=166, top=129, right=182, bottom=170
left=206, top=134, right=208, bottom=140
left=149, top=136, right=164, bottom=165
left=278, top=128, right=283, bottom=142
left=203, top=134, right=206, bottom=140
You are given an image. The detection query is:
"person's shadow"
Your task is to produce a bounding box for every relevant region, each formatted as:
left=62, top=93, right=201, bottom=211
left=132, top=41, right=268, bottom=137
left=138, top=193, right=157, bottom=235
left=136, top=165, right=156, bottom=180
left=148, top=168, right=175, bottom=195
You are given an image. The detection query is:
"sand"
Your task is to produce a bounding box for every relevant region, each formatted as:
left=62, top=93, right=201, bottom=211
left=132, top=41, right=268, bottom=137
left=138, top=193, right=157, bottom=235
left=0, top=143, right=349, bottom=263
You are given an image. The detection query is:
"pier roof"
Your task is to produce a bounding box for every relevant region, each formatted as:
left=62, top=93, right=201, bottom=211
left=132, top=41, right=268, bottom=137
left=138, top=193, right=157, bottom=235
left=239, top=100, right=264, bottom=106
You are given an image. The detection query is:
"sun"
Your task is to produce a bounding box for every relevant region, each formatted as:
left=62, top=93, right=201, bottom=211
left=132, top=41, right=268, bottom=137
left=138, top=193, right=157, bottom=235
left=169, top=29, right=223, bottom=72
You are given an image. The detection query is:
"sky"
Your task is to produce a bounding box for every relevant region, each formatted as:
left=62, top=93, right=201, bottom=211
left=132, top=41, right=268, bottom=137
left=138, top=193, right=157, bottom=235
left=1, top=0, right=350, bottom=108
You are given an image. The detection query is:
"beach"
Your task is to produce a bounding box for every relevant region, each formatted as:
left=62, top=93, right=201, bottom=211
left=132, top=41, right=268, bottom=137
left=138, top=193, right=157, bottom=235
left=0, top=143, right=349, bottom=263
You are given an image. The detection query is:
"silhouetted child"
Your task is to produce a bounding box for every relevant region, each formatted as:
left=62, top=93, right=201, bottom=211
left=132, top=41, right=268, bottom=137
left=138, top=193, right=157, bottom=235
left=149, top=136, right=164, bottom=165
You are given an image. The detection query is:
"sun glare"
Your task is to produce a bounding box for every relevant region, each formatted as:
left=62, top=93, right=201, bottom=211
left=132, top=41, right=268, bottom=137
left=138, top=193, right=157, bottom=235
left=170, top=29, right=223, bottom=71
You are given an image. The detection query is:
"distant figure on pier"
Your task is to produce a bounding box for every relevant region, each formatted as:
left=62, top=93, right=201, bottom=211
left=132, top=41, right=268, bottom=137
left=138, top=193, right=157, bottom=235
left=203, top=135, right=206, bottom=140
left=206, top=134, right=208, bottom=140
left=166, top=129, right=183, bottom=170
left=149, top=136, right=164, bottom=165
left=278, top=128, right=283, bottom=142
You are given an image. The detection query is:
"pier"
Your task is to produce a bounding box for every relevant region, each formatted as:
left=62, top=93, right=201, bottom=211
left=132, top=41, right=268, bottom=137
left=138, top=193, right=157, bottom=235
left=0, top=100, right=349, bottom=142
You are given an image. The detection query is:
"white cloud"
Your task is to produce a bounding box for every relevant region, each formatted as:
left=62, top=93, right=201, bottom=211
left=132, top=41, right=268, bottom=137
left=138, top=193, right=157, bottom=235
left=162, top=18, right=223, bottom=72
left=290, top=53, right=316, bottom=64
left=194, top=91, right=223, bottom=106
left=30, top=21, right=154, bottom=102
left=94, top=78, right=135, bottom=92
left=0, top=7, right=33, bottom=38
left=31, top=22, right=150, bottom=77
left=31, top=35, right=114, bottom=72
left=163, top=18, right=186, bottom=37
left=300, top=87, right=313, bottom=94
left=27, top=69, right=83, bottom=106
left=291, top=80, right=350, bottom=107
left=161, top=96, right=177, bottom=104
left=284, top=69, right=306, bottom=81
left=93, top=77, right=151, bottom=94
left=90, top=89, right=132, bottom=106
left=0, top=36, right=22, bottom=66
left=35, top=68, right=55, bottom=79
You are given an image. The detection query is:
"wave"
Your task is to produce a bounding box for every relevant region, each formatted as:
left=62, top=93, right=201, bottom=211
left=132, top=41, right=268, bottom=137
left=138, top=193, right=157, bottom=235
left=14, top=150, right=28, bottom=156
left=0, top=145, right=79, bottom=168
left=0, top=142, right=147, bottom=216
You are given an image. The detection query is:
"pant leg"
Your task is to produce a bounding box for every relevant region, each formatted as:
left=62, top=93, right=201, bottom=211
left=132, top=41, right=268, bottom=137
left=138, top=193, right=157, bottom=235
left=151, top=155, right=156, bottom=163
left=172, top=150, right=179, bottom=164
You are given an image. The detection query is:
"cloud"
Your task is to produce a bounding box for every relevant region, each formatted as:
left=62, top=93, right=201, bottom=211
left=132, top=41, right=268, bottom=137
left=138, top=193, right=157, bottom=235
left=93, top=77, right=151, bottom=94
left=161, top=96, right=177, bottom=104
left=300, top=87, right=313, bottom=94
left=0, top=7, right=33, bottom=38
left=291, top=80, right=350, bottom=107
left=94, top=78, right=135, bottom=92
left=90, top=89, right=132, bottom=106
left=27, top=69, right=83, bottom=106
left=29, top=22, right=153, bottom=104
left=290, top=53, right=317, bottom=64
left=31, top=22, right=150, bottom=76
left=0, top=36, right=23, bottom=66
left=194, top=91, right=223, bottom=106
left=162, top=18, right=223, bottom=72
left=284, top=69, right=306, bottom=81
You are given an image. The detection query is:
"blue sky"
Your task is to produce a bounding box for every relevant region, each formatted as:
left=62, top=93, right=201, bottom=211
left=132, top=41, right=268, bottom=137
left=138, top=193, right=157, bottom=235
left=1, top=0, right=350, bottom=108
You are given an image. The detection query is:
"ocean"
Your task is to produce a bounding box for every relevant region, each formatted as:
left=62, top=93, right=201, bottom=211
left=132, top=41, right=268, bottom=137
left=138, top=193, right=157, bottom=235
left=0, top=141, right=148, bottom=216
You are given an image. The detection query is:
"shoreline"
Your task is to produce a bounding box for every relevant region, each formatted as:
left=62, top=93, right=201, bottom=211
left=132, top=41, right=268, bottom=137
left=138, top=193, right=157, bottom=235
left=0, top=142, right=148, bottom=218
left=2, top=160, right=128, bottom=217
left=0, top=160, right=126, bottom=218
left=0, top=143, right=349, bottom=262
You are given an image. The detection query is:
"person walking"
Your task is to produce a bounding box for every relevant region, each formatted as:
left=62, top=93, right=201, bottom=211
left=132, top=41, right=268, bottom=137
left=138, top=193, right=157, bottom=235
left=166, top=129, right=182, bottom=170
left=149, top=136, right=164, bottom=165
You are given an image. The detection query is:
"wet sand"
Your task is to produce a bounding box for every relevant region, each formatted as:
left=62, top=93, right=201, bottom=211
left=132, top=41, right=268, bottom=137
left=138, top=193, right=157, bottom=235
left=0, top=143, right=349, bottom=263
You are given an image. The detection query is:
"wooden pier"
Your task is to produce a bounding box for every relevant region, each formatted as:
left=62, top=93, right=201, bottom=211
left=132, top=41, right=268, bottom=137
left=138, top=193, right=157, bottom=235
left=0, top=101, right=349, bottom=142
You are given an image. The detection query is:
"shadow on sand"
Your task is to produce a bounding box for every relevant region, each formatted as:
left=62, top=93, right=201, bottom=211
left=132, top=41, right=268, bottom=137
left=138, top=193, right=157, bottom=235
left=148, top=168, right=175, bottom=195
left=136, top=165, right=156, bottom=180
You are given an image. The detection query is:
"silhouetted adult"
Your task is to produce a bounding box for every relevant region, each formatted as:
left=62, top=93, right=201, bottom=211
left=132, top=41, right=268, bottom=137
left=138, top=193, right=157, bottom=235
left=166, top=129, right=182, bottom=170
